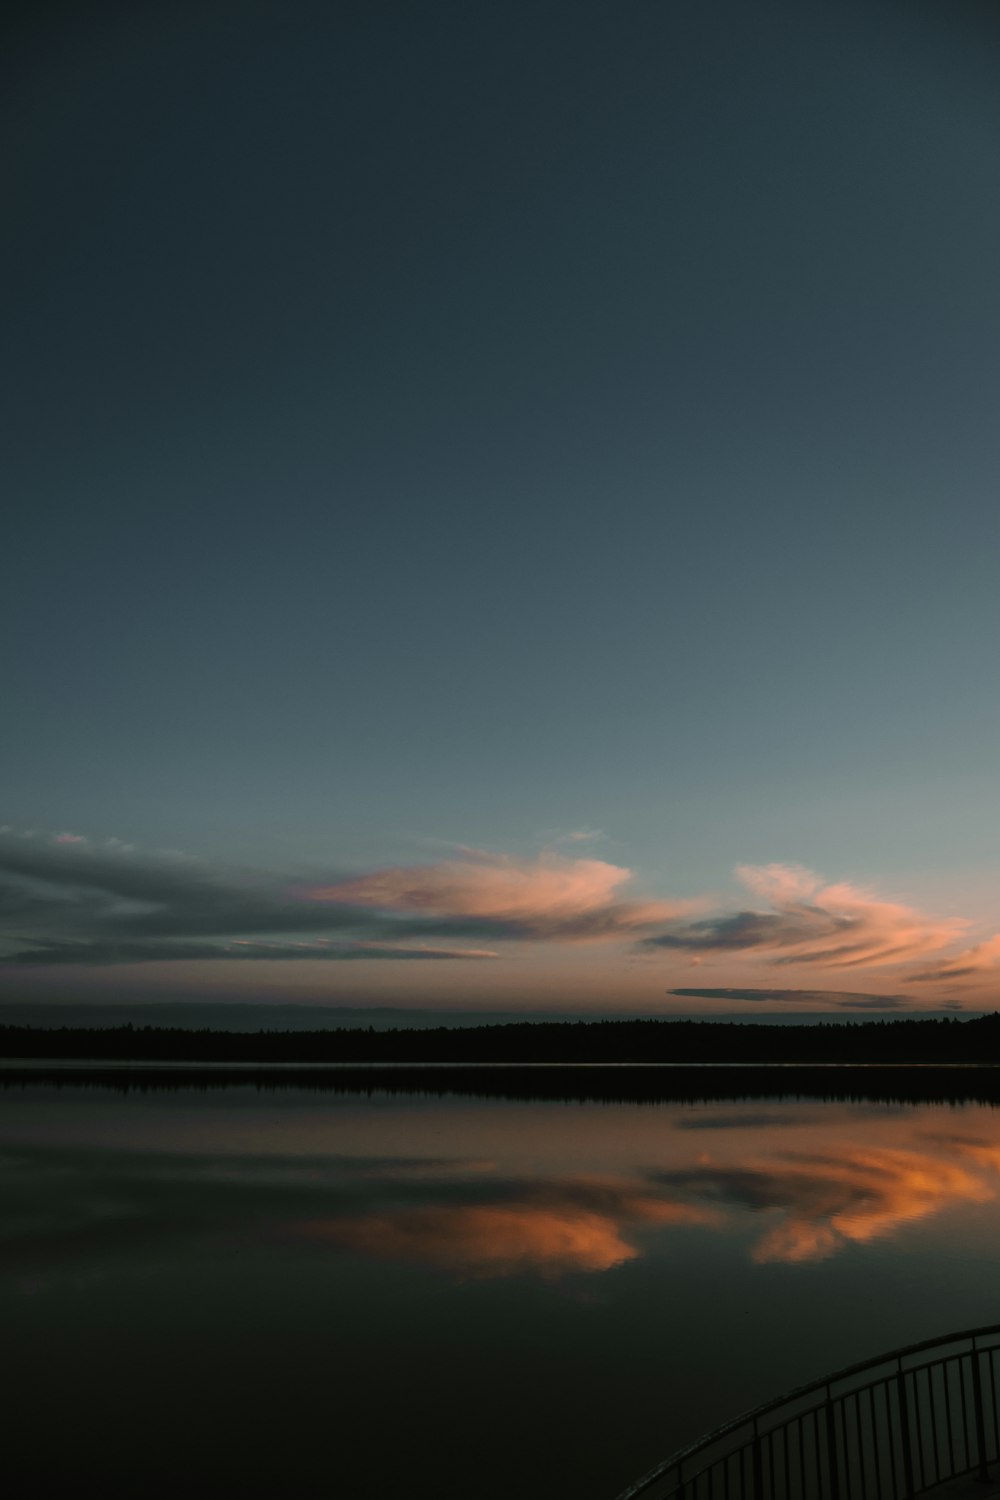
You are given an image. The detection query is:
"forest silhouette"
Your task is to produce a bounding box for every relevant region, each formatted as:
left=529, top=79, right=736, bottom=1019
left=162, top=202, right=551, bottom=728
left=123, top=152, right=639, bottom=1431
left=3, top=1014, right=1000, bottom=1107
left=5, top=1008, right=1000, bottom=1068
left=3, top=1012, right=1000, bottom=1064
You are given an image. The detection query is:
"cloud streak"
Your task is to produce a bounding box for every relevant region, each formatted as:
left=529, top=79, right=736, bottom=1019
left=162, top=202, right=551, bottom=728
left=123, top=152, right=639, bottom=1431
left=0, top=835, right=502, bottom=969
left=909, top=935, right=1000, bottom=986
left=668, top=988, right=912, bottom=1009
left=646, top=864, right=966, bottom=972
left=8, top=938, right=497, bottom=967
left=2, top=838, right=997, bottom=995
left=301, top=850, right=695, bottom=940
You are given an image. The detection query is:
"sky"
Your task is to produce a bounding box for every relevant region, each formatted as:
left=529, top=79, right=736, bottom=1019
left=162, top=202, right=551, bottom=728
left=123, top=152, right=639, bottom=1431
left=3, top=0, right=1000, bottom=1020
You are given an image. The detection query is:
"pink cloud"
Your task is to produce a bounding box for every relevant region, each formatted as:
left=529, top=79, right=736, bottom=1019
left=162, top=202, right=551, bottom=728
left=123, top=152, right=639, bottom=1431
left=647, top=863, right=967, bottom=972
left=909, top=933, right=1000, bottom=986
left=736, top=863, right=822, bottom=906
left=302, top=850, right=697, bottom=940
left=301, top=853, right=978, bottom=978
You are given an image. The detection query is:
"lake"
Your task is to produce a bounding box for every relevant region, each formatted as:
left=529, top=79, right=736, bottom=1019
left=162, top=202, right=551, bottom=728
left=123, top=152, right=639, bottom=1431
left=3, top=1076, right=1000, bottom=1497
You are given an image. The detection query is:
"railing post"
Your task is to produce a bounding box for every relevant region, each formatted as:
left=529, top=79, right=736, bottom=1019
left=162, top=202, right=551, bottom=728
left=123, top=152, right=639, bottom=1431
left=751, top=1418, right=764, bottom=1500
left=971, top=1343, right=991, bottom=1483
left=825, top=1387, right=841, bottom=1500
left=896, top=1362, right=915, bottom=1499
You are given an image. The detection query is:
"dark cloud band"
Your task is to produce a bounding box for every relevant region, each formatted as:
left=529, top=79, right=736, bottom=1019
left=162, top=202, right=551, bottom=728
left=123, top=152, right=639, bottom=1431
left=0, top=838, right=500, bottom=967
left=668, top=987, right=912, bottom=1009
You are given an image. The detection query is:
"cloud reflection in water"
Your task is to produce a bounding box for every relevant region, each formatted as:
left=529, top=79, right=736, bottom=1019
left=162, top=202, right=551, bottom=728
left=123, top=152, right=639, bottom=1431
left=303, top=1181, right=716, bottom=1277
left=5, top=1102, right=1000, bottom=1287
left=307, top=1134, right=1000, bottom=1277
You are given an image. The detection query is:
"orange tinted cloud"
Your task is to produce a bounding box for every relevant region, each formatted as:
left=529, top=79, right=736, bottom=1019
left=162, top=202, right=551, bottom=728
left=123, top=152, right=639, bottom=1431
left=303, top=850, right=696, bottom=940
left=303, top=853, right=983, bottom=987
left=646, top=863, right=966, bottom=972
left=5, top=832, right=986, bottom=989
left=909, top=933, right=1000, bottom=986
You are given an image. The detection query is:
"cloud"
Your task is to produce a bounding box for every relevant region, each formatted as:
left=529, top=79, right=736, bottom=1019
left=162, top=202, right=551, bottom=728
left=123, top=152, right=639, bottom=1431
left=909, top=935, right=1000, bottom=986
left=301, top=850, right=694, bottom=941
left=305, top=849, right=631, bottom=917
left=1, top=837, right=993, bottom=992
left=8, top=938, right=497, bottom=967
left=737, top=863, right=821, bottom=905
left=0, top=834, right=504, bottom=968
left=646, top=864, right=965, bottom=970
left=668, top=987, right=912, bottom=1009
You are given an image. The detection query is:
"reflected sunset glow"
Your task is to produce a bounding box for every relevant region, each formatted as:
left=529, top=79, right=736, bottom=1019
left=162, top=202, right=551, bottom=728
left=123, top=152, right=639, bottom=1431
left=302, top=1178, right=717, bottom=1277
left=281, top=1103, right=1000, bottom=1277
left=6, top=1082, right=1000, bottom=1500
left=746, top=1147, right=993, bottom=1262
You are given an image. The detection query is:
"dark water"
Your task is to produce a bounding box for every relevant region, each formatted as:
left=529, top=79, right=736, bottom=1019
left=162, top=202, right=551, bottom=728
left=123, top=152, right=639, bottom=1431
left=3, top=1081, right=1000, bottom=1498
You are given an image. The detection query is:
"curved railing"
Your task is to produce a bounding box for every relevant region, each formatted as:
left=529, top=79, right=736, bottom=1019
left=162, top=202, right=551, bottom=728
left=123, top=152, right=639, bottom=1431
left=615, top=1324, right=1000, bottom=1500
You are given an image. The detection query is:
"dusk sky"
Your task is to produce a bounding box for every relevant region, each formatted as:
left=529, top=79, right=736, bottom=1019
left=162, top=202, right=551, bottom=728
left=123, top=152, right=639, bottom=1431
left=4, top=0, right=1000, bottom=1016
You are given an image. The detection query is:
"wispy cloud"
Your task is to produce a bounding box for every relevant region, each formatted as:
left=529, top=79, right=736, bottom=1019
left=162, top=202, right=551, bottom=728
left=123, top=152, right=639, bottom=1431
left=301, top=849, right=696, bottom=941
left=2, top=837, right=996, bottom=992
left=8, top=938, right=497, bottom=967
left=909, top=935, right=1000, bottom=986
left=645, top=863, right=966, bottom=971
left=668, top=987, right=912, bottom=1009
left=0, top=834, right=501, bottom=968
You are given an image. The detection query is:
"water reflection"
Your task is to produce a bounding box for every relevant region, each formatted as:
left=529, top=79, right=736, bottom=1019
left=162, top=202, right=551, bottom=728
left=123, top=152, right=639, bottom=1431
left=305, top=1181, right=717, bottom=1277
left=301, top=1139, right=1000, bottom=1276
left=4, top=1088, right=1000, bottom=1500
left=4, top=1093, right=1000, bottom=1284
left=662, top=1146, right=993, bottom=1263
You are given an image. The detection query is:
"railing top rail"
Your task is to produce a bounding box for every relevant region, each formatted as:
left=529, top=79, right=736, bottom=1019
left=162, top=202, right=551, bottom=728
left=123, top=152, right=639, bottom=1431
left=614, top=1322, right=1000, bottom=1500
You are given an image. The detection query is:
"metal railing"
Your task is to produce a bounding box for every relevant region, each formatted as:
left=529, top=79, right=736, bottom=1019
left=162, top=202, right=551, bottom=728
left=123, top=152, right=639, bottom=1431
left=615, top=1324, right=1000, bottom=1500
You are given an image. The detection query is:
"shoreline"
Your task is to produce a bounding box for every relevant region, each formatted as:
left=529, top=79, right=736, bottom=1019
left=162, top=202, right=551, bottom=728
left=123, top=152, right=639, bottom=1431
left=5, top=1059, right=1000, bottom=1105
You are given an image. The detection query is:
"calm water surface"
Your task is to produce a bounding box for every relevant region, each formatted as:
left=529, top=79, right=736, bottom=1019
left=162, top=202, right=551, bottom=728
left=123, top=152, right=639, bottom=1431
left=3, top=1082, right=1000, bottom=1497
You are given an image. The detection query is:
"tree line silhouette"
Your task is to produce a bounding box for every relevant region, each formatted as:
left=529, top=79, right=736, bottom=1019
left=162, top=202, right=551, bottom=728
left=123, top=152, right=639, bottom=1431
left=2, top=1012, right=1000, bottom=1064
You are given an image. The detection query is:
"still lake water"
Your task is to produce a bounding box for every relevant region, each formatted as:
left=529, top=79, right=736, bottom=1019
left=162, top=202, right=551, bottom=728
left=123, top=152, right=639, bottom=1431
left=3, top=1078, right=1000, bottom=1498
